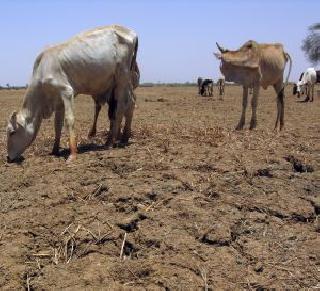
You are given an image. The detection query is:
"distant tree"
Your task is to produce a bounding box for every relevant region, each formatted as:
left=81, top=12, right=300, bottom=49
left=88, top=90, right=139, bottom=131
left=302, top=23, right=320, bottom=64
left=6, top=83, right=10, bottom=89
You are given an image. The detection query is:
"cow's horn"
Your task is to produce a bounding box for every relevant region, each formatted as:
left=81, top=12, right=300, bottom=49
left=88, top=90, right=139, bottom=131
left=216, top=42, right=226, bottom=53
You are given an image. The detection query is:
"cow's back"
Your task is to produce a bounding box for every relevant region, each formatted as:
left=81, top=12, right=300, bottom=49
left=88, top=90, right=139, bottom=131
left=35, top=25, right=137, bottom=96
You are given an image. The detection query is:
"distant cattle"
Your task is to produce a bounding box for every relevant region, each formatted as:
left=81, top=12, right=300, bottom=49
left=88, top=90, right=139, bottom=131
left=7, top=25, right=138, bottom=163
left=217, top=77, right=225, bottom=97
left=215, top=40, right=292, bottom=131
left=293, top=68, right=320, bottom=102
left=293, top=72, right=307, bottom=98
left=197, top=77, right=203, bottom=95
left=200, top=79, right=214, bottom=96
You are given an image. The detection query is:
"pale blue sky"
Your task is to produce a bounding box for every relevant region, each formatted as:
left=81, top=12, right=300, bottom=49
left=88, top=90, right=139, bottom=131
left=0, top=0, right=319, bottom=85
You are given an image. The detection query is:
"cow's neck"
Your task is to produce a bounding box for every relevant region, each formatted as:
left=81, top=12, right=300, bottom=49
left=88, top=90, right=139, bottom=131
left=20, top=85, right=43, bottom=136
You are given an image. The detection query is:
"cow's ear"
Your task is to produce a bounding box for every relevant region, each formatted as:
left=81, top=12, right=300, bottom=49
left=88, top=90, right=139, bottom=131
left=7, top=111, right=18, bottom=135
left=9, top=111, right=18, bottom=128
left=214, top=52, right=222, bottom=60
left=224, top=54, right=259, bottom=69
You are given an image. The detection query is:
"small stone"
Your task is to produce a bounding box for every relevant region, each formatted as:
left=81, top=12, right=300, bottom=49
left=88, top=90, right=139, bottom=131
left=254, top=262, right=264, bottom=273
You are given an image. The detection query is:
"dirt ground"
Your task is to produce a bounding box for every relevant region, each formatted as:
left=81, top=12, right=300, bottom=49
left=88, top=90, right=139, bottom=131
left=0, top=85, right=319, bottom=290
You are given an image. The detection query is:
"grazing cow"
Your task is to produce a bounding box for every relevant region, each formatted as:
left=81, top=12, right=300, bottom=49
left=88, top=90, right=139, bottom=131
left=215, top=40, right=292, bottom=130
left=7, top=25, right=138, bottom=163
left=88, top=60, right=140, bottom=138
left=217, top=76, right=225, bottom=97
left=293, top=68, right=320, bottom=102
left=200, top=78, right=214, bottom=96
left=293, top=72, right=306, bottom=98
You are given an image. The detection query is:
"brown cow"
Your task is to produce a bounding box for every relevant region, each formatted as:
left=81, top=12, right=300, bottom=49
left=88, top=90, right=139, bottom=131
left=215, top=40, right=292, bottom=130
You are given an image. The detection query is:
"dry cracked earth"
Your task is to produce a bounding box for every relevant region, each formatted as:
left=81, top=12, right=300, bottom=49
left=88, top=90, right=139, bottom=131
left=0, top=85, right=319, bottom=289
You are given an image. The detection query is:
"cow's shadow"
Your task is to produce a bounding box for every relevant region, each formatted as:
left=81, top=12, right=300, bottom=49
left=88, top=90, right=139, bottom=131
left=296, top=98, right=311, bottom=103
left=56, top=141, right=132, bottom=159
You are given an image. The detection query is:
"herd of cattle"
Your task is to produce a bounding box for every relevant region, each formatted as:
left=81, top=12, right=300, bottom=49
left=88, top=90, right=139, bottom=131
left=197, top=77, right=225, bottom=97
left=5, top=25, right=319, bottom=163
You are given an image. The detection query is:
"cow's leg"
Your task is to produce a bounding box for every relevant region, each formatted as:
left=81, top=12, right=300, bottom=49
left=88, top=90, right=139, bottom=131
left=88, top=101, right=101, bottom=137
left=273, top=81, right=284, bottom=131
left=52, top=105, right=64, bottom=156
left=236, top=86, right=248, bottom=130
left=122, top=91, right=135, bottom=144
left=304, top=85, right=310, bottom=102
left=249, top=85, right=260, bottom=130
left=311, top=84, right=314, bottom=102
left=106, top=92, right=116, bottom=147
left=106, top=86, right=127, bottom=148
left=62, top=89, right=77, bottom=162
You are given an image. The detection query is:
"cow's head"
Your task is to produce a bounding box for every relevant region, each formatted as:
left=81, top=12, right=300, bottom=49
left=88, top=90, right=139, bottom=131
left=7, top=111, right=35, bottom=162
left=296, top=81, right=306, bottom=97
left=214, top=41, right=260, bottom=85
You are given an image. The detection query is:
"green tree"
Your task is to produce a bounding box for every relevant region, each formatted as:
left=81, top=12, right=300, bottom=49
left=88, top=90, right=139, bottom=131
left=302, top=23, right=320, bottom=64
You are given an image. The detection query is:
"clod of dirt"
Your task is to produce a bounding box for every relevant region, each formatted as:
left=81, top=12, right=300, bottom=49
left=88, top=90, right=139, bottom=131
left=122, top=240, right=138, bottom=257
left=311, top=197, right=320, bottom=215
left=144, top=239, right=161, bottom=248
left=200, top=225, right=231, bottom=247
left=255, top=168, right=273, bottom=178
left=284, top=155, right=314, bottom=173
left=254, top=262, right=264, bottom=273
left=194, top=163, right=217, bottom=172
left=84, top=183, right=109, bottom=200
left=118, top=220, right=138, bottom=232
left=117, top=213, right=148, bottom=232
left=201, top=233, right=230, bottom=246
left=146, top=190, right=158, bottom=201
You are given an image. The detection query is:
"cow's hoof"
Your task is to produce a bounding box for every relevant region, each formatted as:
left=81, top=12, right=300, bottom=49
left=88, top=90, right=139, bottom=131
left=249, top=122, right=257, bottom=130
left=88, top=131, right=96, bottom=138
left=51, top=149, right=60, bottom=156
left=105, top=140, right=114, bottom=149
left=235, top=124, right=244, bottom=131
left=66, top=154, right=77, bottom=163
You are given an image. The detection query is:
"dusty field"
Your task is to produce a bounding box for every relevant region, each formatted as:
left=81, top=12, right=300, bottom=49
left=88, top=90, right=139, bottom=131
left=0, top=85, right=319, bottom=289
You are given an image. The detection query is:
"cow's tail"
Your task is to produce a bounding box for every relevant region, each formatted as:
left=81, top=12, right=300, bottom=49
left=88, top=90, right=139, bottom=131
left=284, top=52, right=292, bottom=87
left=130, top=37, right=138, bottom=71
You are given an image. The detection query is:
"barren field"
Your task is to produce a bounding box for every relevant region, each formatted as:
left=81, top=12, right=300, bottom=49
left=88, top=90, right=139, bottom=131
left=0, top=85, right=319, bottom=289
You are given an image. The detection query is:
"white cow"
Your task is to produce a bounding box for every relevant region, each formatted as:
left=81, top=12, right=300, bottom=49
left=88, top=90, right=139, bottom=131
left=88, top=60, right=140, bottom=138
left=7, top=25, right=138, bottom=162
left=293, top=68, right=319, bottom=102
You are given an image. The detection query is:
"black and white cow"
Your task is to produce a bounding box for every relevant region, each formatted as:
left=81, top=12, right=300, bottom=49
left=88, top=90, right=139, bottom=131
left=201, top=79, right=214, bottom=96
